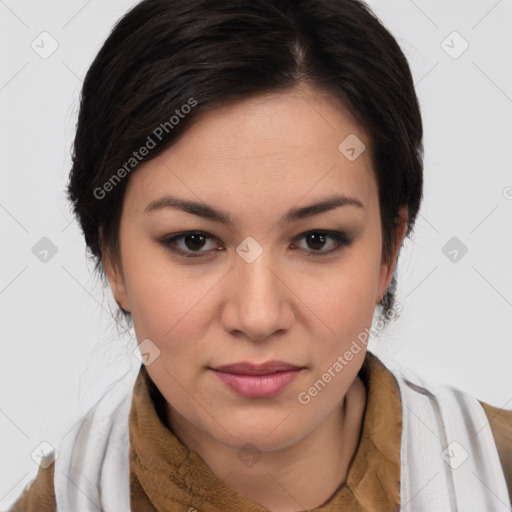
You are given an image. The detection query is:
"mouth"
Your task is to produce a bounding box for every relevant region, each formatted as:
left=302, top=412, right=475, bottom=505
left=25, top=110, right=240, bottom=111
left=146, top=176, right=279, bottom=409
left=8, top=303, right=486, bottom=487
left=209, top=361, right=304, bottom=398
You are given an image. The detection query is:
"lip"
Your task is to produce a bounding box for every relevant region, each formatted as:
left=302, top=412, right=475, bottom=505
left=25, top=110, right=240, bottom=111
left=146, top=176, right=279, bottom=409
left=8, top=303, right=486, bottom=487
left=209, top=361, right=304, bottom=398
left=211, top=360, right=302, bottom=375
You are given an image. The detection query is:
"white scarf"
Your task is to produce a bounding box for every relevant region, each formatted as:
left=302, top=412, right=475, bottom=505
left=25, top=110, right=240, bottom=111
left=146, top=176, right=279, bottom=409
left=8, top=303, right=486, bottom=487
left=53, top=359, right=511, bottom=511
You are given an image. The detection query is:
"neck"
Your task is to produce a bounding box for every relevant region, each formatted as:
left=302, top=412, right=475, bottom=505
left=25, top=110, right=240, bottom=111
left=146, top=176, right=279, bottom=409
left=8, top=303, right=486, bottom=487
left=168, top=375, right=367, bottom=512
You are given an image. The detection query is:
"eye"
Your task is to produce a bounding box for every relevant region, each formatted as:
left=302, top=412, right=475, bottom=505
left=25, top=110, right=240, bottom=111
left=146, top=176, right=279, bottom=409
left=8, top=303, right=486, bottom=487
left=158, top=229, right=351, bottom=259
left=159, top=231, right=223, bottom=258
left=291, top=230, right=352, bottom=256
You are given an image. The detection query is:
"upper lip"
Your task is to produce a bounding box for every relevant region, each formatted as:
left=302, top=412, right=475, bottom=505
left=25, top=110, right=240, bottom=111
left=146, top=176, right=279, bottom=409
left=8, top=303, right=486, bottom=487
left=211, top=360, right=303, bottom=375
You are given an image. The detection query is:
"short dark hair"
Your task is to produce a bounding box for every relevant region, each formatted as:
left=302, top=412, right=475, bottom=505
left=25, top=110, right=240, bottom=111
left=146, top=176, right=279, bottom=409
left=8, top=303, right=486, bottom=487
left=67, top=0, right=423, bottom=325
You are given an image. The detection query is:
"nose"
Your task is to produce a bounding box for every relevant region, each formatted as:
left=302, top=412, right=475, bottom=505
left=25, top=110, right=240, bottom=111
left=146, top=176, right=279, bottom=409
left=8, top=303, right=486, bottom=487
left=220, top=253, right=294, bottom=341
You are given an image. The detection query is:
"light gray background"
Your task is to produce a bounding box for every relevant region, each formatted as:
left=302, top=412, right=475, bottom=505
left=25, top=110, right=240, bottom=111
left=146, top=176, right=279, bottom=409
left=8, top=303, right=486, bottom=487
left=1, top=0, right=511, bottom=508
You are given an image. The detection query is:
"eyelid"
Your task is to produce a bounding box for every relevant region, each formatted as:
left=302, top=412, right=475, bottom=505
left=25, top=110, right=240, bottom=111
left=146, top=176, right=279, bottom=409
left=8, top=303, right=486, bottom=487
left=158, top=229, right=352, bottom=258
left=290, top=230, right=352, bottom=257
left=159, top=231, right=221, bottom=258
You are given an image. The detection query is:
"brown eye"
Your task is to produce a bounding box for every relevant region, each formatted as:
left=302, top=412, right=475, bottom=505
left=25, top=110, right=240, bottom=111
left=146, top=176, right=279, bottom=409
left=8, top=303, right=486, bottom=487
left=159, top=229, right=351, bottom=259
left=305, top=232, right=327, bottom=251
left=291, top=230, right=352, bottom=256
left=183, top=233, right=208, bottom=251
left=159, top=231, right=222, bottom=258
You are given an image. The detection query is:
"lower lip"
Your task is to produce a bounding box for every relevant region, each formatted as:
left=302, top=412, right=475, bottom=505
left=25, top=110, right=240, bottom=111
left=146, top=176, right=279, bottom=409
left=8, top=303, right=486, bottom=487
left=211, top=369, right=302, bottom=398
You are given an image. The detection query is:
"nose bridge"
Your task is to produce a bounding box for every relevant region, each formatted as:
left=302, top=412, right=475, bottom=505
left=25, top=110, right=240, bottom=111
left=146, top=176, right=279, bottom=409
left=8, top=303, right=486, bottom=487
left=224, top=241, right=292, bottom=340
left=237, top=246, right=279, bottom=310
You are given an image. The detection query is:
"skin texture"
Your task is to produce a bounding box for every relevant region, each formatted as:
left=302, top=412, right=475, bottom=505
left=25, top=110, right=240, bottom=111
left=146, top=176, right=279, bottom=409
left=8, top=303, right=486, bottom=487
left=104, top=83, right=408, bottom=512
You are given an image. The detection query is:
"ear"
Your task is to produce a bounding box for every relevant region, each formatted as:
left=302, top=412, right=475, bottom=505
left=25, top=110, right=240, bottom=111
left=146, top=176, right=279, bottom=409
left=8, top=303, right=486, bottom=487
left=101, top=239, right=130, bottom=314
left=377, top=205, right=408, bottom=303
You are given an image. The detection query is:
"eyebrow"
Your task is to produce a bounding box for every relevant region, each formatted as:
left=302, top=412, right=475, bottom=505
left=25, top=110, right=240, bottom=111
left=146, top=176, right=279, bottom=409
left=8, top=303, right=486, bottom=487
left=144, top=193, right=365, bottom=226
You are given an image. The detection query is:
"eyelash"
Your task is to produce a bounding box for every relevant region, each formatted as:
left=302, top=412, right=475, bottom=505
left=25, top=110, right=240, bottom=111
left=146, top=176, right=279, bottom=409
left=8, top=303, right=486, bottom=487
left=158, top=230, right=352, bottom=259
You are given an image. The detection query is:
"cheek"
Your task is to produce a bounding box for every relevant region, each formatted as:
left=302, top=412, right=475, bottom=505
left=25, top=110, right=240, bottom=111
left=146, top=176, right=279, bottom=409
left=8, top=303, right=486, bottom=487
left=122, top=250, right=218, bottom=363
left=118, top=230, right=185, bottom=334
left=128, top=275, right=205, bottom=348
left=309, top=257, right=380, bottom=339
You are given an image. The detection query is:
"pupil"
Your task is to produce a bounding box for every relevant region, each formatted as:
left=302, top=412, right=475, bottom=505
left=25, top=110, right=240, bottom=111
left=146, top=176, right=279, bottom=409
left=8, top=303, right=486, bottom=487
left=185, top=233, right=205, bottom=250
left=308, top=232, right=325, bottom=250
left=183, top=233, right=328, bottom=252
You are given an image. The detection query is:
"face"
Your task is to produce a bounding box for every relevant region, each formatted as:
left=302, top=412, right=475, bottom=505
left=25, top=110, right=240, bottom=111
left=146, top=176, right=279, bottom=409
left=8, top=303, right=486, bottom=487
left=104, top=83, right=406, bottom=453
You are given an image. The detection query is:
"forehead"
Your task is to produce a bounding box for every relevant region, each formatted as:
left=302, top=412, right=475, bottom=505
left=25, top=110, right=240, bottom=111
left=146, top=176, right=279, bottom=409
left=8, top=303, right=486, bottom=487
left=123, top=85, right=377, bottom=217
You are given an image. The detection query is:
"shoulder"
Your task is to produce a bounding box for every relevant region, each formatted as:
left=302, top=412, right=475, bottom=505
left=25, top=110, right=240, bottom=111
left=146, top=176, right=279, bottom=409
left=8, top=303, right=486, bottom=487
left=7, top=454, right=56, bottom=512
left=8, top=368, right=141, bottom=512
left=479, top=400, right=512, bottom=499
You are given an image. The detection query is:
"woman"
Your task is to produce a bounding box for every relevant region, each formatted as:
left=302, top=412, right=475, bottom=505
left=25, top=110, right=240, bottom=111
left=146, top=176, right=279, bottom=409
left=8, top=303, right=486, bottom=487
left=9, top=0, right=511, bottom=511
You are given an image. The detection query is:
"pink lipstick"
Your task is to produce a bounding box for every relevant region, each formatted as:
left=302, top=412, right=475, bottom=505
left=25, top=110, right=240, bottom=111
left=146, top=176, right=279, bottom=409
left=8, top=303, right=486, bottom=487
left=210, top=360, right=303, bottom=398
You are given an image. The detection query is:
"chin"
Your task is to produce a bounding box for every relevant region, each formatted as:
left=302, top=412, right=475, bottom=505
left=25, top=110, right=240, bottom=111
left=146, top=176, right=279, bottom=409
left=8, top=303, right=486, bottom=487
left=214, top=413, right=307, bottom=451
